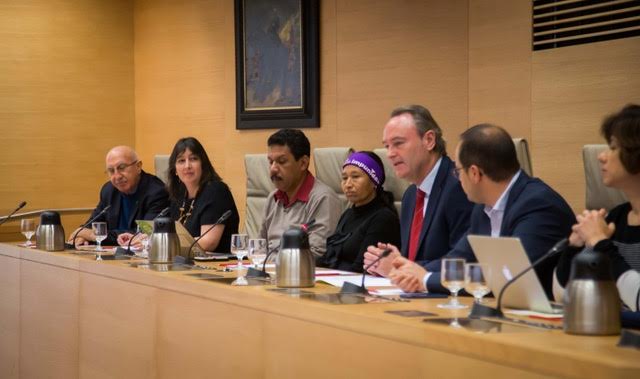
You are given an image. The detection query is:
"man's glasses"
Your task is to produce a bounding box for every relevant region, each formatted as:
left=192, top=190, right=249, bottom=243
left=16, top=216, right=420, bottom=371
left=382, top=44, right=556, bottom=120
left=452, top=167, right=463, bottom=179
left=105, top=160, right=138, bottom=176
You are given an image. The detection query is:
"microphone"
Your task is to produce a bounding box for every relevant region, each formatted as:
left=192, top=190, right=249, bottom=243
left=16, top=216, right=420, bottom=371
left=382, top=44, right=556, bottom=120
left=183, top=210, right=232, bottom=263
left=116, top=206, right=171, bottom=257
left=469, top=238, right=569, bottom=319
left=341, top=248, right=392, bottom=295
left=66, top=205, right=111, bottom=249
left=249, top=218, right=316, bottom=279
left=0, top=201, right=27, bottom=227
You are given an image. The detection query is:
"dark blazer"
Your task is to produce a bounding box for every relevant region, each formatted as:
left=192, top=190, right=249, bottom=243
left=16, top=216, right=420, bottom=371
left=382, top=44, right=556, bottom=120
left=400, top=156, right=473, bottom=266
left=425, top=171, right=575, bottom=298
left=87, top=171, right=170, bottom=245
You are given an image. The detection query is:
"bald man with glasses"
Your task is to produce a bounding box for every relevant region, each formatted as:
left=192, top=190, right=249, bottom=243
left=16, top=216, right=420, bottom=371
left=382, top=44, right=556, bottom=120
left=68, top=145, right=169, bottom=247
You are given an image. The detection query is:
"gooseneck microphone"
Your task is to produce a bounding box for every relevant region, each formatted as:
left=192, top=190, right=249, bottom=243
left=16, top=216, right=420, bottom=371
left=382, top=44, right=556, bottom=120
left=0, top=201, right=27, bottom=227
left=123, top=206, right=171, bottom=253
left=255, top=218, right=317, bottom=278
left=470, top=238, right=569, bottom=319
left=341, top=248, right=392, bottom=295
left=185, top=210, right=232, bottom=263
left=67, top=205, right=111, bottom=249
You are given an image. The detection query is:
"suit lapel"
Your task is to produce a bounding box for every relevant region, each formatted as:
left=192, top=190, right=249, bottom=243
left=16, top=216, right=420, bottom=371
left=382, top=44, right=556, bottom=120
left=400, top=185, right=417, bottom=254
left=416, top=157, right=450, bottom=256
left=499, top=171, right=529, bottom=234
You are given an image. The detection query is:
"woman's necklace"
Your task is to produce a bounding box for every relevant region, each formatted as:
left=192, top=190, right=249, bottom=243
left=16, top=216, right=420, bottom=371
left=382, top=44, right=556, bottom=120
left=178, top=197, right=196, bottom=224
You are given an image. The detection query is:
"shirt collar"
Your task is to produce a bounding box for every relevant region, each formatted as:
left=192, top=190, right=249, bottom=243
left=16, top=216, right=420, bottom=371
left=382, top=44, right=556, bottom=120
left=417, top=157, right=442, bottom=198
left=484, top=170, right=521, bottom=214
left=274, top=171, right=315, bottom=208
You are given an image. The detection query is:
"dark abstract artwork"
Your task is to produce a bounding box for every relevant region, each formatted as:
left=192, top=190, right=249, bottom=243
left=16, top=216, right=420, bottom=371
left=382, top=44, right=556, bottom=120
left=234, top=0, right=319, bottom=129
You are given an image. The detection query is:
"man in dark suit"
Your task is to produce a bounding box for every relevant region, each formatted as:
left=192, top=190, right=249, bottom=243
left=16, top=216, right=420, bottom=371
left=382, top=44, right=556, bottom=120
left=387, top=124, right=574, bottom=297
left=363, top=105, right=473, bottom=276
left=68, top=146, right=169, bottom=246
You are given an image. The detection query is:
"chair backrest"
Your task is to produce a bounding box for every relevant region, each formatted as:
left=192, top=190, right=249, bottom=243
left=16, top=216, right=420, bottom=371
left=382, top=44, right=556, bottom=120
left=313, top=147, right=354, bottom=212
left=244, top=153, right=275, bottom=238
left=373, top=148, right=410, bottom=215
left=583, top=144, right=627, bottom=211
left=512, top=138, right=533, bottom=177
left=154, top=155, right=170, bottom=184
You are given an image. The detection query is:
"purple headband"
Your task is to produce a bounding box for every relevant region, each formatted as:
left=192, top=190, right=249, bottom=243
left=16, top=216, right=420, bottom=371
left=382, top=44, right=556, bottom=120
left=343, top=152, right=385, bottom=187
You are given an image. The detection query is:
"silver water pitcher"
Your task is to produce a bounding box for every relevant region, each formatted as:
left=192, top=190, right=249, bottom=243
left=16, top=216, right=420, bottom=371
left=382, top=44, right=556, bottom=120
left=564, top=248, right=621, bottom=335
left=276, top=226, right=315, bottom=288
left=35, top=211, right=65, bottom=251
left=148, top=217, right=180, bottom=264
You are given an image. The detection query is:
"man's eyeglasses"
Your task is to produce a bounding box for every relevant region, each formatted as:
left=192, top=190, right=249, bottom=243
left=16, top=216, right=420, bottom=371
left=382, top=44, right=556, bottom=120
left=452, top=167, right=463, bottom=179
left=105, top=161, right=138, bottom=176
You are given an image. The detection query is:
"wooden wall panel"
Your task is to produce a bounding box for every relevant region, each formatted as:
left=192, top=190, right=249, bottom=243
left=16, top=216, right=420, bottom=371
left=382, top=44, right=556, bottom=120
left=468, top=0, right=532, bottom=145
left=0, top=0, right=135, bottom=235
left=532, top=37, right=640, bottom=211
left=335, top=0, right=469, bottom=151
left=134, top=0, right=470, bottom=228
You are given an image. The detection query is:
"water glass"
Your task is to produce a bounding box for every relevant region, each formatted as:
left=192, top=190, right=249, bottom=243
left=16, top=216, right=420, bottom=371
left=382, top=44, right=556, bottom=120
left=248, top=238, right=267, bottom=269
left=92, top=222, right=108, bottom=260
left=438, top=258, right=468, bottom=309
left=464, top=263, right=491, bottom=304
left=230, top=233, right=249, bottom=285
left=21, top=219, right=36, bottom=246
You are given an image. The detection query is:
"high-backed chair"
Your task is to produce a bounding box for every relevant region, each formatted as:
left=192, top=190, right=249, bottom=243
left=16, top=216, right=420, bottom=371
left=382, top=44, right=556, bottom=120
left=154, top=155, right=170, bottom=184
left=583, top=144, right=627, bottom=211
left=373, top=148, right=410, bottom=215
left=512, top=138, right=533, bottom=177
left=312, top=147, right=354, bottom=212
left=244, top=153, right=275, bottom=238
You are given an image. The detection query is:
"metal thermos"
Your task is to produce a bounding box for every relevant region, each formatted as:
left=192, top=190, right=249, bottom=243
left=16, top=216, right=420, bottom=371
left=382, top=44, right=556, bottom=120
left=276, top=226, right=315, bottom=288
left=35, top=211, right=66, bottom=251
left=563, top=248, right=621, bottom=335
left=148, top=217, right=180, bottom=264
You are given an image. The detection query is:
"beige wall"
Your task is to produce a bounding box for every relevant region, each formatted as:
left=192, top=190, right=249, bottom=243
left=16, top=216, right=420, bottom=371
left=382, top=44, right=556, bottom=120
left=0, top=0, right=134, bottom=234
left=2, top=0, right=640, bottom=237
left=134, top=0, right=469, bottom=228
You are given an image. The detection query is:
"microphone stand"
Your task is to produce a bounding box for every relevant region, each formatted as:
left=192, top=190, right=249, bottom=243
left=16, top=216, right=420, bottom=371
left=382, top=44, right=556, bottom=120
left=66, top=205, right=111, bottom=250
left=115, top=206, right=170, bottom=257
left=249, top=219, right=317, bottom=279
left=469, top=238, right=569, bottom=319
left=0, top=201, right=27, bottom=227
left=179, top=210, right=232, bottom=265
left=340, top=248, right=392, bottom=295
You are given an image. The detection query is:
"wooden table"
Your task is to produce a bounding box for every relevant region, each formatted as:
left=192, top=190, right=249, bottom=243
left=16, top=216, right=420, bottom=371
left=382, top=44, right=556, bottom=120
left=1, top=243, right=638, bottom=378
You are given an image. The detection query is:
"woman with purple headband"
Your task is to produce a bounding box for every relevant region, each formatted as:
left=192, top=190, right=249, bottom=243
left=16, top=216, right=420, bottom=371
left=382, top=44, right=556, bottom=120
left=317, top=151, right=400, bottom=272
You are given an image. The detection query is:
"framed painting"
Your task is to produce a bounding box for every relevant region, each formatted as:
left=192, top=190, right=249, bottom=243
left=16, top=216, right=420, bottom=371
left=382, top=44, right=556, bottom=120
left=234, top=0, right=319, bottom=129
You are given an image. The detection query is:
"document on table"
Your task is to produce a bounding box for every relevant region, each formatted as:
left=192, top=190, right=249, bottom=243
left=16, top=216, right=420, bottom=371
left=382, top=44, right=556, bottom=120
left=317, top=274, right=404, bottom=295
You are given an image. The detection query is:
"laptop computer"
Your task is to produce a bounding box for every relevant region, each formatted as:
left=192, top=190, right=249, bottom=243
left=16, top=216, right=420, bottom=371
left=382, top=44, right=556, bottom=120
left=467, top=235, right=562, bottom=314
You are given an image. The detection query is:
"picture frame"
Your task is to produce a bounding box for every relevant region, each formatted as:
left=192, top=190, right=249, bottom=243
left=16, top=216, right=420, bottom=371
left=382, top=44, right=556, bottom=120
left=234, top=0, right=319, bottom=130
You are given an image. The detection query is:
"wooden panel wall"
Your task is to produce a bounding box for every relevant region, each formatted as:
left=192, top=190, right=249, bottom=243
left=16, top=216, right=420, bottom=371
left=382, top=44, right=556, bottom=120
left=133, top=0, right=469, bottom=229
left=468, top=0, right=532, bottom=143
left=0, top=0, right=134, bottom=234
left=532, top=37, right=640, bottom=211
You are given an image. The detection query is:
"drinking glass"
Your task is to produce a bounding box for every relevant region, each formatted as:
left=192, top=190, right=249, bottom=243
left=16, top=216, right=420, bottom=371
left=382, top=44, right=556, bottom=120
left=136, top=224, right=151, bottom=258
left=248, top=238, right=267, bottom=269
left=464, top=263, right=491, bottom=304
left=92, top=222, right=108, bottom=260
left=21, top=219, right=36, bottom=246
left=230, top=233, right=249, bottom=286
left=438, top=258, right=468, bottom=309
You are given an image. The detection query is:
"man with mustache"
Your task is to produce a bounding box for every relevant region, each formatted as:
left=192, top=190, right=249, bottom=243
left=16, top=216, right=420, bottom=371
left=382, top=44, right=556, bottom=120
left=68, top=145, right=169, bottom=247
left=260, top=129, right=341, bottom=257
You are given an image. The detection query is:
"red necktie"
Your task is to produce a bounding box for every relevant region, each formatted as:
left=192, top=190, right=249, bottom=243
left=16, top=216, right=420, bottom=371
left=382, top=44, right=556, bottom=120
left=408, top=189, right=425, bottom=262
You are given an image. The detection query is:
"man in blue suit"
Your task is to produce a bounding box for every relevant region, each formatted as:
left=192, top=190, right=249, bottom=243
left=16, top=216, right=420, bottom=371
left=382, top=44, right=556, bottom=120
left=363, top=105, right=473, bottom=276
left=387, top=124, right=575, bottom=297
